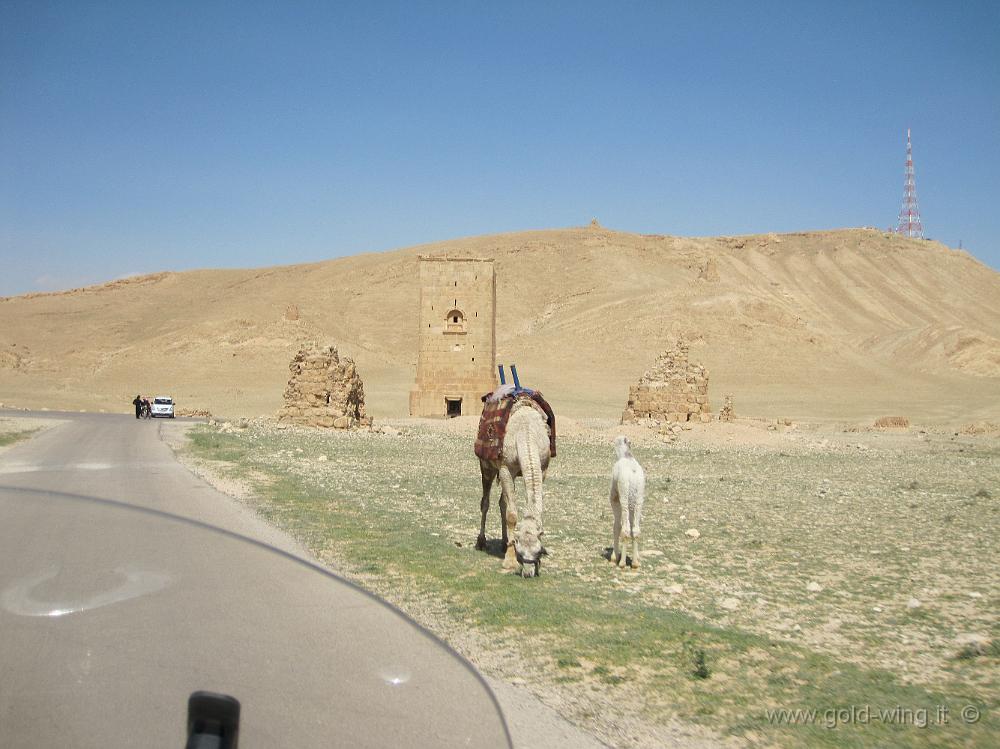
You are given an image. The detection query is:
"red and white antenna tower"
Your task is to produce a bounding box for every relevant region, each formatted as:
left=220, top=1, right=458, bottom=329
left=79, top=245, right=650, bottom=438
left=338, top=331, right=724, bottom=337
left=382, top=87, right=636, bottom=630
left=895, top=128, right=923, bottom=238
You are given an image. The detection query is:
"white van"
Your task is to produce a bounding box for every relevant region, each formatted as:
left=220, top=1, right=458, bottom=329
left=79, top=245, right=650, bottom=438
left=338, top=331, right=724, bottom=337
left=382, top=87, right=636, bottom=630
left=151, top=396, right=175, bottom=418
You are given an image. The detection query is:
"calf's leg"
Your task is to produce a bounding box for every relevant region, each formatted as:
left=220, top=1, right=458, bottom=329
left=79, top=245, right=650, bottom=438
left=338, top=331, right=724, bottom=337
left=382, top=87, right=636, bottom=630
left=610, top=483, right=623, bottom=566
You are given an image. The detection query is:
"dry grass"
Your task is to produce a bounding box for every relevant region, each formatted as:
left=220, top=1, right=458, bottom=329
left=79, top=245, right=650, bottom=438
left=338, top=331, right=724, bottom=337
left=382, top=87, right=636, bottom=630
left=183, top=419, right=999, bottom=748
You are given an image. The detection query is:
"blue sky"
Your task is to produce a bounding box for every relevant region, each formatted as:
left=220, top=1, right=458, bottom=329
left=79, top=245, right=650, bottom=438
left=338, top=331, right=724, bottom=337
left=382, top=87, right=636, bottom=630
left=2, top=1, right=998, bottom=296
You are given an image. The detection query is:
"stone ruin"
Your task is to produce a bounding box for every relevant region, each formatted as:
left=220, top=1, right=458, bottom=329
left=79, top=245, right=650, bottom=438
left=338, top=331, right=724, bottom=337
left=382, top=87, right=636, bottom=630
left=409, top=256, right=496, bottom=417
left=698, top=257, right=720, bottom=282
left=277, top=344, right=371, bottom=428
left=874, top=415, right=909, bottom=430
left=718, top=394, right=735, bottom=422
left=621, top=340, right=712, bottom=424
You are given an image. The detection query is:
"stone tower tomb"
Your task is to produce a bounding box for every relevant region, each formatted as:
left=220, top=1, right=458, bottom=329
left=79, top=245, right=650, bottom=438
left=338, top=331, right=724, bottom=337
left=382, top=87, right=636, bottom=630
left=409, top=256, right=497, bottom=417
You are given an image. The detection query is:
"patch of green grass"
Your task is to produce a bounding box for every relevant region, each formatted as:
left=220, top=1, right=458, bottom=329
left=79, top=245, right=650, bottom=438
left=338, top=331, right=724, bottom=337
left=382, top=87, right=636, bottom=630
left=185, top=424, right=1000, bottom=748
left=186, top=428, right=248, bottom=463
left=688, top=644, right=711, bottom=680
left=0, top=428, right=39, bottom=447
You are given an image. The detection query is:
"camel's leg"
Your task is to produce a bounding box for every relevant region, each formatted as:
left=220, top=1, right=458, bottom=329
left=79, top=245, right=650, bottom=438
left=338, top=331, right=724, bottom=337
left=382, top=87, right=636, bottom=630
left=498, top=466, right=519, bottom=571
left=477, top=463, right=496, bottom=551
left=610, top=482, right=623, bottom=566
left=498, top=491, right=509, bottom=549
left=630, top=503, right=642, bottom=570
left=619, top=501, right=632, bottom=569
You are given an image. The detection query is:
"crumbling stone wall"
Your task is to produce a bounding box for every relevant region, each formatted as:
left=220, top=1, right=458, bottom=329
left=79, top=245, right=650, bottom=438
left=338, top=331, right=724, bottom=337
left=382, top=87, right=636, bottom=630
left=621, top=340, right=712, bottom=424
left=719, top=394, right=735, bottom=422
left=277, top=344, right=371, bottom=428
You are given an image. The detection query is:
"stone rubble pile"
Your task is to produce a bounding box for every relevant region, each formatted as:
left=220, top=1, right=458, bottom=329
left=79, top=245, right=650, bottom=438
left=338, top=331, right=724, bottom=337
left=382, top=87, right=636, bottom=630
left=874, top=415, right=909, bottom=429
left=719, top=394, right=735, bottom=422
left=622, top=339, right=712, bottom=424
left=176, top=407, right=212, bottom=418
left=277, top=344, right=371, bottom=429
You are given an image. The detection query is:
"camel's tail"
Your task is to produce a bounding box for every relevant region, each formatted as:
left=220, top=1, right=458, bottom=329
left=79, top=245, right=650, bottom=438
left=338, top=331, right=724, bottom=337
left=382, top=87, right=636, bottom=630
left=516, top=417, right=545, bottom=518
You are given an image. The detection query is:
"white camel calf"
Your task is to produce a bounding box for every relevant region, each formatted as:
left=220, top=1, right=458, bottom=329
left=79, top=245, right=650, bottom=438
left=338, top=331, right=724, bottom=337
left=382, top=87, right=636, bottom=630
left=609, top=435, right=646, bottom=569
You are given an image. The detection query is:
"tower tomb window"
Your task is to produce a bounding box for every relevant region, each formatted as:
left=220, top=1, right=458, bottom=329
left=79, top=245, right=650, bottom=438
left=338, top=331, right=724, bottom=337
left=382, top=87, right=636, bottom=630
left=445, top=308, right=466, bottom=331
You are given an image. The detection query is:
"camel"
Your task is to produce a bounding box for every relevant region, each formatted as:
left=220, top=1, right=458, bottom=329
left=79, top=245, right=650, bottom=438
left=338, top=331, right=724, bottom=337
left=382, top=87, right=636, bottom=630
left=476, top=399, right=551, bottom=577
left=609, top=435, right=646, bottom=569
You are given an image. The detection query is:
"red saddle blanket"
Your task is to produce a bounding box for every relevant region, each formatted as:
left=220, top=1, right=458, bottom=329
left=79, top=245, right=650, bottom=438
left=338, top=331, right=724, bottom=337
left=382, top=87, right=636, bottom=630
left=474, top=391, right=556, bottom=461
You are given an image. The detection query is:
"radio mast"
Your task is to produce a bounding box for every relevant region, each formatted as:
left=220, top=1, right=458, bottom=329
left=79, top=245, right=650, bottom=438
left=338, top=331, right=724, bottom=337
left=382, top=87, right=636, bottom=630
left=895, top=128, right=923, bottom=238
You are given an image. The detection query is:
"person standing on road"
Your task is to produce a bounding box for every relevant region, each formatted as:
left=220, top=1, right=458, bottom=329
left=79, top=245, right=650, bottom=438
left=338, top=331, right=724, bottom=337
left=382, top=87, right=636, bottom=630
left=133, top=394, right=143, bottom=419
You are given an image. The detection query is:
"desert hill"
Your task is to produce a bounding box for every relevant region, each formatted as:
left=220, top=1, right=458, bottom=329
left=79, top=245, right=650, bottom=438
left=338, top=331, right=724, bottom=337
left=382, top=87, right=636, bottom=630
left=2, top=225, right=999, bottom=424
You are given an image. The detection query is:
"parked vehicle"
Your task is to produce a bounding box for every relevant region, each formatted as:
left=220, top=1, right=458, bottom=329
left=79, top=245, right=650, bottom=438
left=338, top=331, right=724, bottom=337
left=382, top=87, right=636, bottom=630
left=151, top=396, right=175, bottom=418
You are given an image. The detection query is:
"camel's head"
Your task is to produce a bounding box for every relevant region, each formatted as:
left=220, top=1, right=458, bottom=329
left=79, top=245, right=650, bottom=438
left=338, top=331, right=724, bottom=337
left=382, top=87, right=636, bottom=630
left=614, top=435, right=633, bottom=459
left=513, top=517, right=547, bottom=578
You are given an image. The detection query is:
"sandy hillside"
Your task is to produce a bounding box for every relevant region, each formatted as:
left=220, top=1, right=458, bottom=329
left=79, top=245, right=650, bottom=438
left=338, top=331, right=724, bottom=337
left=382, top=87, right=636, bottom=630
left=1, top=225, right=999, bottom=424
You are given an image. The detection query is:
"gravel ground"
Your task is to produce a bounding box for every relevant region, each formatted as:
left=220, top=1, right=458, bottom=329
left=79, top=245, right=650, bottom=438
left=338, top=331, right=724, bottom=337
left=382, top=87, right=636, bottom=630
left=178, top=415, right=999, bottom=748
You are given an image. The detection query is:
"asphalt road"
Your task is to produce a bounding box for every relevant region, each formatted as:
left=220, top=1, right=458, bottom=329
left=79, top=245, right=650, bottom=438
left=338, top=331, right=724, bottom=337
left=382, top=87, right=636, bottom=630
left=0, top=411, right=513, bottom=748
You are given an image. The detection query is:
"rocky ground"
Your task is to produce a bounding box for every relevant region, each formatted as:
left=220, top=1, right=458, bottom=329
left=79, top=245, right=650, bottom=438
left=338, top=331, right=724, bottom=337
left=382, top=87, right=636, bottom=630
left=176, top=414, right=999, bottom=748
